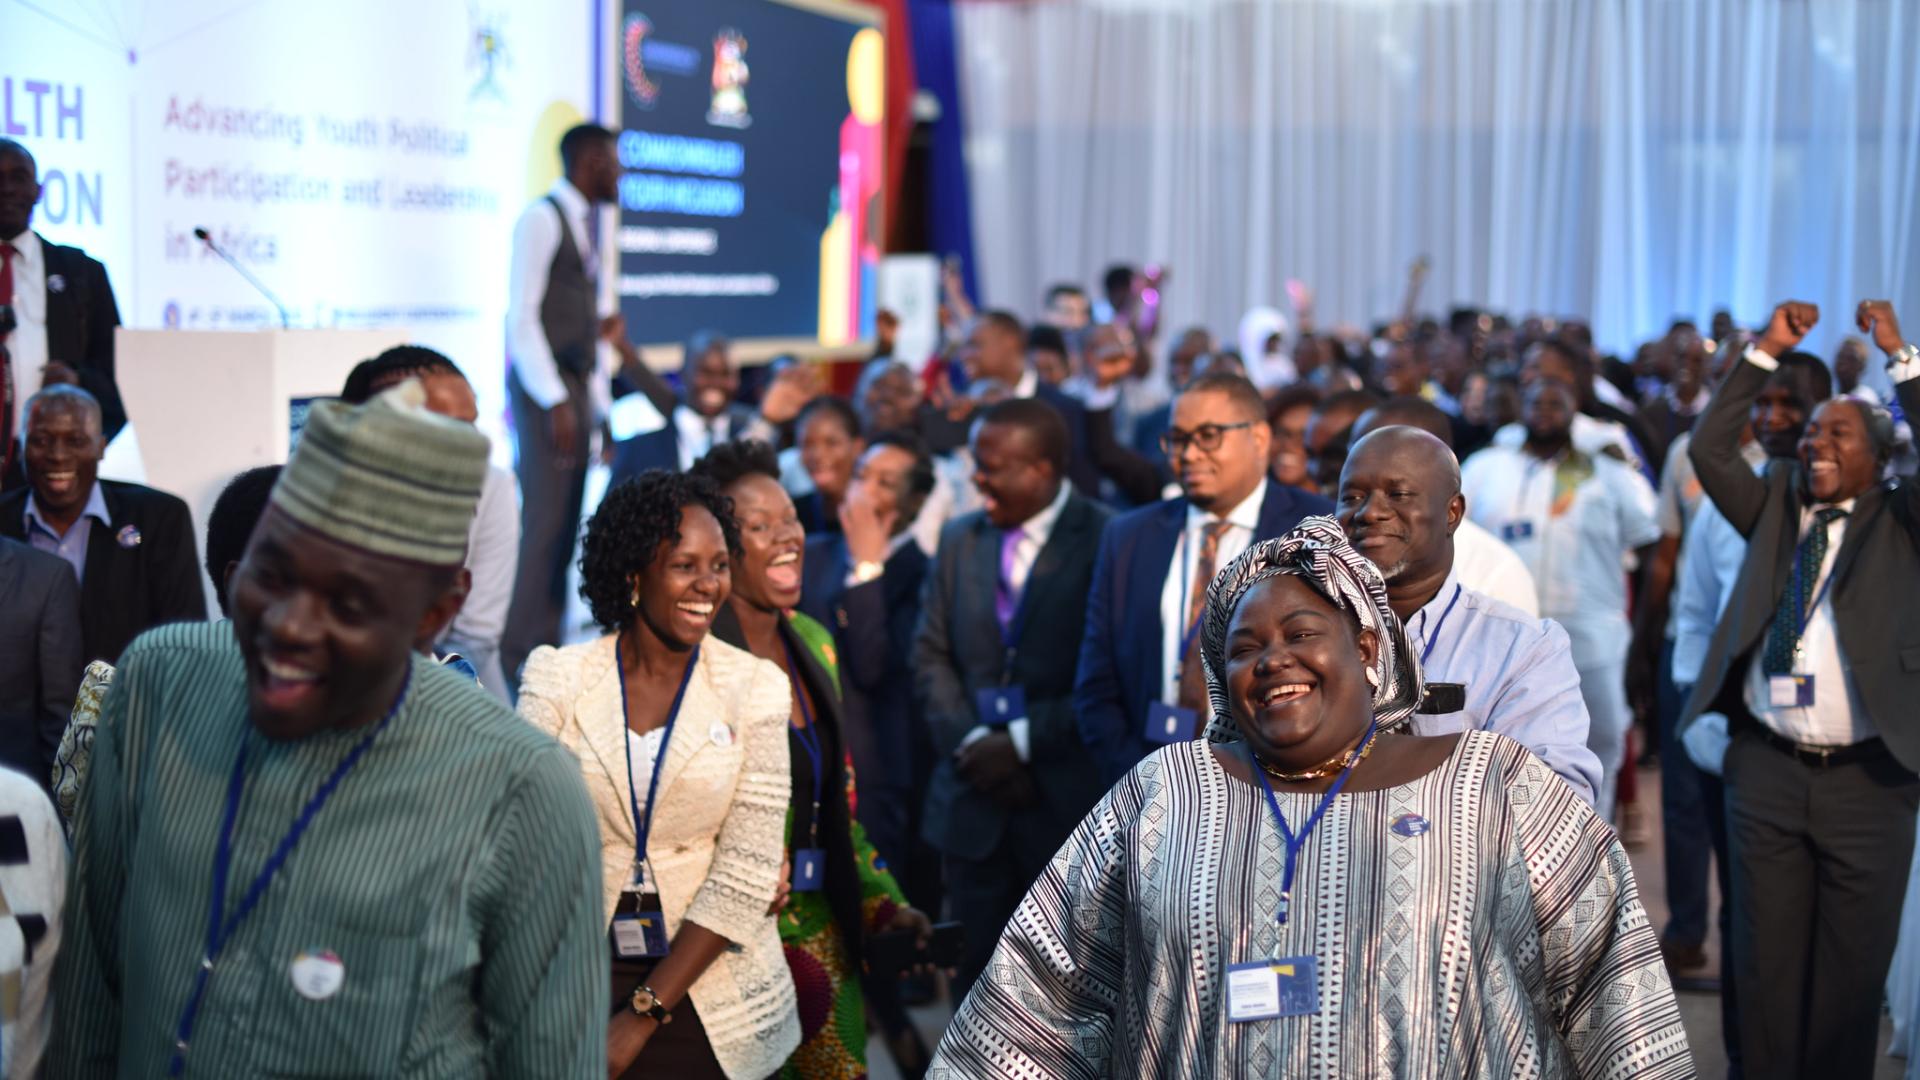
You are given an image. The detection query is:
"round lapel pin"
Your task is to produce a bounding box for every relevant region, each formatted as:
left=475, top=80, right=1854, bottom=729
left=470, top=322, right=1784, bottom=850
left=116, top=525, right=142, bottom=549
left=1390, top=813, right=1431, bottom=838
left=709, top=720, right=733, bottom=747
left=290, top=949, right=346, bottom=1000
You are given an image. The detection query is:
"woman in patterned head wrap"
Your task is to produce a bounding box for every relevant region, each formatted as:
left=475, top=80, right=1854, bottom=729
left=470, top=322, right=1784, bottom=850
left=930, top=518, right=1692, bottom=1079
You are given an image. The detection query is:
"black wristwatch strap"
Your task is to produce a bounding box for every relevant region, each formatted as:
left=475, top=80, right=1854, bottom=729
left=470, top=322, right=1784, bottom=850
left=630, top=983, right=673, bottom=1024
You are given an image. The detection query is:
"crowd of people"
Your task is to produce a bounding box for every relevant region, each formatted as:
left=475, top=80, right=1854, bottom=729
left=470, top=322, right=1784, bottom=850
left=2, top=123, right=1918, bottom=1078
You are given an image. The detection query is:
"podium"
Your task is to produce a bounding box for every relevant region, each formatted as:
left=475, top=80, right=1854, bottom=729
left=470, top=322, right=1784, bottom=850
left=114, top=328, right=409, bottom=611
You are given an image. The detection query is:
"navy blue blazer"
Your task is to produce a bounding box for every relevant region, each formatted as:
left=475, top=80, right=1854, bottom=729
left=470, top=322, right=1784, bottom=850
left=798, top=533, right=928, bottom=805
left=1073, top=481, right=1332, bottom=784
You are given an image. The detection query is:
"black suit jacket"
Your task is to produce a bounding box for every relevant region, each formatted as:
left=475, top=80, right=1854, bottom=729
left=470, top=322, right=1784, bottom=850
left=798, top=535, right=928, bottom=803
left=41, top=238, right=126, bottom=440
left=911, top=491, right=1113, bottom=860
left=1681, top=357, right=1920, bottom=768
left=0, top=480, right=207, bottom=665
left=0, top=536, right=83, bottom=784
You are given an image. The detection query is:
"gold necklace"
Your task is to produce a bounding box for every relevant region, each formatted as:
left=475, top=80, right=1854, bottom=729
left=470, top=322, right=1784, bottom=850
left=1254, top=730, right=1381, bottom=783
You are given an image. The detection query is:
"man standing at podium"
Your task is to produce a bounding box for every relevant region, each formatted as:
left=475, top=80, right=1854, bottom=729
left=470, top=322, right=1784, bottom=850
left=0, top=138, right=127, bottom=491
left=501, top=124, right=620, bottom=687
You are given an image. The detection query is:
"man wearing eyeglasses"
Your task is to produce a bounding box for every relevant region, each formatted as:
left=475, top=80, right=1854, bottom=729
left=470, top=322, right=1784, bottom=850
left=1074, top=372, right=1331, bottom=783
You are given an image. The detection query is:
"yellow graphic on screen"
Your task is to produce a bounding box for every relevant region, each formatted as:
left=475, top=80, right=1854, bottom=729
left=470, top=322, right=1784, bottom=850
left=817, top=26, right=884, bottom=347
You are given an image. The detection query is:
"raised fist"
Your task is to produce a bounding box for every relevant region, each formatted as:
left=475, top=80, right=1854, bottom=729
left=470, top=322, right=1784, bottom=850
left=1856, top=300, right=1906, bottom=357
left=1758, top=301, right=1819, bottom=356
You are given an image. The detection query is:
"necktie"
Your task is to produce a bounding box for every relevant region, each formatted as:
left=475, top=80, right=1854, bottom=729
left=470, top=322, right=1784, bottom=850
left=995, top=527, right=1024, bottom=632
left=1762, top=507, right=1849, bottom=675
left=1176, top=520, right=1233, bottom=710
left=1, top=242, right=14, bottom=475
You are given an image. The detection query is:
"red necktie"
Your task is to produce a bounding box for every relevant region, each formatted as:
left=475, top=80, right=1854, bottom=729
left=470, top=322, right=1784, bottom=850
left=1, top=241, right=15, bottom=476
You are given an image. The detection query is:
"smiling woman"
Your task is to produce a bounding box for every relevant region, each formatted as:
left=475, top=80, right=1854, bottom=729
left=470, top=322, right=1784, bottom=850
left=517, top=469, right=800, bottom=1080
left=931, top=518, right=1693, bottom=1078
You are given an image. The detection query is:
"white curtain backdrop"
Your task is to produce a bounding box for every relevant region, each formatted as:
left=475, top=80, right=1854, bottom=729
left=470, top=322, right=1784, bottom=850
left=954, top=0, right=1920, bottom=358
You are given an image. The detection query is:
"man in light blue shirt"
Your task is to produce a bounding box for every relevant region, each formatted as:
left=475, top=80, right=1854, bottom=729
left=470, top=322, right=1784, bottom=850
left=24, top=480, right=108, bottom=583
left=1337, top=425, right=1600, bottom=803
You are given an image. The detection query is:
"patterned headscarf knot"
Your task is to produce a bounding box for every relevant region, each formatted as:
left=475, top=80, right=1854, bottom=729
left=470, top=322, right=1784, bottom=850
left=1199, top=516, right=1423, bottom=743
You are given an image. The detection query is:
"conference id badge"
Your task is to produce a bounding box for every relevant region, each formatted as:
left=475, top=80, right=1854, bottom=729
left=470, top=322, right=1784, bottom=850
left=1500, top=521, right=1535, bottom=542
left=792, top=847, right=826, bottom=892
left=1769, top=674, right=1816, bottom=708
left=1225, top=955, right=1319, bottom=1022
left=1145, top=702, right=1198, bottom=744
left=610, top=892, right=669, bottom=960
left=975, top=686, right=1028, bottom=727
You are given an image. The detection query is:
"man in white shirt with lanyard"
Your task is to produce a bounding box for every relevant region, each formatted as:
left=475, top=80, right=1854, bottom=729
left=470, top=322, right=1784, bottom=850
left=1680, top=300, right=1920, bottom=1079
left=1460, top=378, right=1660, bottom=822
left=1336, top=424, right=1599, bottom=803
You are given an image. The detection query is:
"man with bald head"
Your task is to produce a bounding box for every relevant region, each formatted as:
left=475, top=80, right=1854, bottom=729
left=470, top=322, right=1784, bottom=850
left=0, top=385, right=204, bottom=665
left=1337, top=426, right=1599, bottom=802
left=1350, top=397, right=1538, bottom=615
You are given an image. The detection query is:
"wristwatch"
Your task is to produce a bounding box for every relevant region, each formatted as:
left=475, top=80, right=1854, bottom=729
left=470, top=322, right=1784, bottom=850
left=1887, top=342, right=1919, bottom=380
left=629, top=984, right=673, bottom=1025
left=851, top=559, right=885, bottom=584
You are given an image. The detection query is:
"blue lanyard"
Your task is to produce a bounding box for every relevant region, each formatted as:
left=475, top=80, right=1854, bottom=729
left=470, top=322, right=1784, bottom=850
left=1417, top=585, right=1464, bottom=667
left=169, top=666, right=411, bottom=1077
left=1248, top=716, right=1378, bottom=927
left=778, top=637, right=825, bottom=847
left=618, top=638, right=701, bottom=889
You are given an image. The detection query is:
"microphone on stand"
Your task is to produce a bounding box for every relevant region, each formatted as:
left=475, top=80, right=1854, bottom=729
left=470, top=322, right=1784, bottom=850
left=193, top=227, right=292, bottom=329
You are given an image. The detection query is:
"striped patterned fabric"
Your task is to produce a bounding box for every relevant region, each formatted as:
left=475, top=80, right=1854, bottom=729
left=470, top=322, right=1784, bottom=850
left=930, top=732, right=1693, bottom=1078
left=49, top=622, right=609, bottom=1078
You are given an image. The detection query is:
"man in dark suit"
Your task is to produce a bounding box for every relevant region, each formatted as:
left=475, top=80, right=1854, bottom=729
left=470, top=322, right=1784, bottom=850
left=0, top=535, right=81, bottom=783
left=961, top=311, right=1161, bottom=505
left=0, top=386, right=204, bottom=665
left=606, top=330, right=784, bottom=483
left=798, top=431, right=937, bottom=887
left=912, top=398, right=1112, bottom=999
left=1075, top=373, right=1331, bottom=784
left=1680, top=299, right=1920, bottom=1080
left=1, top=138, right=125, bottom=489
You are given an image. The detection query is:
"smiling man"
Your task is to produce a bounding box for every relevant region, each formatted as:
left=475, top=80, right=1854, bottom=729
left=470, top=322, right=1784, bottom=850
left=913, top=397, right=1112, bottom=1002
left=1075, top=372, right=1330, bottom=784
left=0, top=385, right=204, bottom=665
left=50, top=381, right=607, bottom=1077
left=1334, top=425, right=1599, bottom=803
left=1680, top=300, right=1920, bottom=1080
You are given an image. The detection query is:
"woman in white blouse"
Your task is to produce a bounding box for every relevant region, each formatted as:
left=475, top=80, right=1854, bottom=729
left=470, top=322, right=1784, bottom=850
left=519, top=470, right=798, bottom=1079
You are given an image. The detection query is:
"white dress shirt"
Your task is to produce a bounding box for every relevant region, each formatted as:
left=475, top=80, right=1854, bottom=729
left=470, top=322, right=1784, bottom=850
left=961, top=481, right=1073, bottom=762
left=438, top=464, right=520, bottom=700
left=1451, top=517, right=1539, bottom=617
left=1158, top=478, right=1267, bottom=709
left=1459, top=444, right=1660, bottom=666
left=4, top=229, right=49, bottom=432
left=1491, top=413, right=1643, bottom=476
left=1743, top=498, right=1875, bottom=746
left=505, top=179, right=606, bottom=411
left=671, top=404, right=738, bottom=472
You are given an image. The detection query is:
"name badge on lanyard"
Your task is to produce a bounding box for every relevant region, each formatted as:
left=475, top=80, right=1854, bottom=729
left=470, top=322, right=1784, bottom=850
left=1145, top=701, right=1198, bottom=744
left=781, top=638, right=829, bottom=893
left=1769, top=674, right=1816, bottom=708
left=1226, top=956, right=1320, bottom=1021
left=610, top=892, right=670, bottom=959
left=975, top=685, right=1027, bottom=726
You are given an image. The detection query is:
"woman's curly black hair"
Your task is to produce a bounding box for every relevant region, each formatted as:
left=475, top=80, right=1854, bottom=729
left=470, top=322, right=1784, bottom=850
left=688, top=437, right=781, bottom=491
left=578, top=469, right=741, bottom=631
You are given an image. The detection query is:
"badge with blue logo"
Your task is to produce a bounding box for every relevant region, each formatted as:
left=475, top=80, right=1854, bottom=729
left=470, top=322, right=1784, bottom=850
left=1390, top=813, right=1430, bottom=838
left=1226, top=955, right=1319, bottom=1021
left=975, top=686, right=1027, bottom=727
left=116, top=525, right=142, bottom=549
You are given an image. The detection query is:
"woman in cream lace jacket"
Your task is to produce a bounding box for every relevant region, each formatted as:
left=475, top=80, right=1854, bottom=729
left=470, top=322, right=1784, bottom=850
left=518, top=471, right=798, bottom=1080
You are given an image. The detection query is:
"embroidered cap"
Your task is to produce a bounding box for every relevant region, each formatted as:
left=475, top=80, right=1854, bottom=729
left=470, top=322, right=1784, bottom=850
left=269, top=378, right=486, bottom=566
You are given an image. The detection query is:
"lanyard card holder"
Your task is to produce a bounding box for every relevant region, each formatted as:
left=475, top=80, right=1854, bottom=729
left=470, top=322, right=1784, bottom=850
left=1145, top=701, right=1198, bottom=744
left=610, top=889, right=669, bottom=960
left=975, top=685, right=1027, bottom=727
